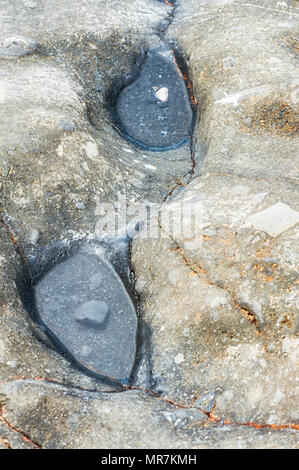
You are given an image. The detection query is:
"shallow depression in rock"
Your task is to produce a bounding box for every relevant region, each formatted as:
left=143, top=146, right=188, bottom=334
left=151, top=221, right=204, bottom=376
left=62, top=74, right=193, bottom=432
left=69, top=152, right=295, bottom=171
left=116, top=45, right=194, bottom=150
left=33, top=247, right=138, bottom=384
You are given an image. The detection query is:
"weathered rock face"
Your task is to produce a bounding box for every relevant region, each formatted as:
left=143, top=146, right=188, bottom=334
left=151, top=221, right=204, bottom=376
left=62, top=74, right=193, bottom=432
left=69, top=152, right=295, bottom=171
left=0, top=0, right=298, bottom=449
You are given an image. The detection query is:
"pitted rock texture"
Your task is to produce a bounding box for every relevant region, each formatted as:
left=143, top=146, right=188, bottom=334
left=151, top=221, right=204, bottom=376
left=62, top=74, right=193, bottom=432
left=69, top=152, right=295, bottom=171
left=0, top=0, right=298, bottom=449
left=116, top=46, right=193, bottom=149
left=34, top=248, right=137, bottom=383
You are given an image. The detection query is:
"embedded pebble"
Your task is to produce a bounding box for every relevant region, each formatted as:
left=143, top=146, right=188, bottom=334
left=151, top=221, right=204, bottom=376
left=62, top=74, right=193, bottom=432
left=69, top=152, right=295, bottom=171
left=116, top=45, right=193, bottom=150
left=155, top=87, right=169, bottom=102
left=34, top=247, right=137, bottom=383
left=0, top=35, right=38, bottom=59
left=74, top=300, right=109, bottom=326
left=26, top=228, right=39, bottom=245
left=174, top=353, right=185, bottom=364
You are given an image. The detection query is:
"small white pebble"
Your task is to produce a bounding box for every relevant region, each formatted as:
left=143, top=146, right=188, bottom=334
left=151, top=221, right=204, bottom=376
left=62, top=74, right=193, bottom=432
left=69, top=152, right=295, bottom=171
left=26, top=228, right=39, bottom=245
left=174, top=353, right=185, bottom=365
left=144, top=164, right=157, bottom=170
left=84, top=142, right=98, bottom=160
left=155, top=87, right=169, bottom=102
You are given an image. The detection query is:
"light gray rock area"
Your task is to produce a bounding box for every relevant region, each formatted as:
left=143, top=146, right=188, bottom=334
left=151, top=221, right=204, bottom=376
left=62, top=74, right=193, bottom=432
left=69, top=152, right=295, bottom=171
left=0, top=0, right=298, bottom=449
left=34, top=248, right=138, bottom=384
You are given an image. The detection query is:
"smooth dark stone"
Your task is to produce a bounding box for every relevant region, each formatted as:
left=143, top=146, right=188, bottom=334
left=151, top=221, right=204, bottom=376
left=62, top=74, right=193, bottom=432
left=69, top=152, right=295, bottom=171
left=34, top=248, right=137, bottom=383
left=116, top=46, right=193, bottom=150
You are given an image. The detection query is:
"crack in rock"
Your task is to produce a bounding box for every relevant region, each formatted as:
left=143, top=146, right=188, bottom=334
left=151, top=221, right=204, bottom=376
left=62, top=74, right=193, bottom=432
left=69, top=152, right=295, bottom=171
left=0, top=403, right=41, bottom=449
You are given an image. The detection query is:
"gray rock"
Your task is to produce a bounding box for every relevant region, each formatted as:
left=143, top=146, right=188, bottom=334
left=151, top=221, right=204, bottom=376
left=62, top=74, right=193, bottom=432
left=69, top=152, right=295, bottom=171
left=34, top=248, right=137, bottom=383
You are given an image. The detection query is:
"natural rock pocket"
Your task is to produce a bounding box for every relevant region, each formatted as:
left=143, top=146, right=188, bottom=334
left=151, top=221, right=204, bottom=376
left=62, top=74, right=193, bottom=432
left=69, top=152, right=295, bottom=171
left=31, top=247, right=138, bottom=385
left=116, top=45, right=194, bottom=150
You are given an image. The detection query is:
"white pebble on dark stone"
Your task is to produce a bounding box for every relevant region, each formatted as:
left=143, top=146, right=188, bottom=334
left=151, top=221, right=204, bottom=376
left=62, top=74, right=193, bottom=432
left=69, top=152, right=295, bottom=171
left=116, top=45, right=193, bottom=150
left=0, top=35, right=38, bottom=59
left=155, top=87, right=169, bottom=102
left=74, top=300, right=109, bottom=326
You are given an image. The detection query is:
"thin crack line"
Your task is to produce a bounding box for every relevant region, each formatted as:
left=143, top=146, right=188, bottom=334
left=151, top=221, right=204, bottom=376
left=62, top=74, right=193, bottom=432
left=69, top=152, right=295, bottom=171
left=0, top=165, right=13, bottom=219
left=169, top=240, right=264, bottom=333
left=0, top=404, right=41, bottom=449
left=1, top=377, right=298, bottom=434
left=154, top=212, right=264, bottom=333
left=0, top=221, right=33, bottom=283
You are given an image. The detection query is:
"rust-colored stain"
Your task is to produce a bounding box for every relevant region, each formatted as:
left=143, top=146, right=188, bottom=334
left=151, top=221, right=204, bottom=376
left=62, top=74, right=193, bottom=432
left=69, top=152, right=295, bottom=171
left=0, top=435, right=11, bottom=449
left=224, top=420, right=299, bottom=431
left=1, top=376, right=298, bottom=443
left=252, top=262, right=278, bottom=282
left=170, top=49, right=183, bottom=77
left=279, top=314, right=294, bottom=331
left=243, top=98, right=298, bottom=137
left=173, top=244, right=264, bottom=334
left=183, top=74, right=197, bottom=106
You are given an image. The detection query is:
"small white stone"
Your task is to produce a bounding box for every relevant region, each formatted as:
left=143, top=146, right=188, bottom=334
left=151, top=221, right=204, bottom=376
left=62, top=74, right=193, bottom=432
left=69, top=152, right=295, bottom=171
left=0, top=340, right=5, bottom=363
left=155, top=87, right=169, bottom=102
left=84, top=141, right=98, bottom=160
left=167, top=269, right=181, bottom=286
left=230, top=185, right=250, bottom=196
left=267, top=342, right=275, bottom=353
left=183, top=238, right=203, bottom=250
left=26, top=228, right=39, bottom=245
left=243, top=202, right=299, bottom=237
left=174, top=353, right=185, bottom=365
left=282, top=336, right=295, bottom=354
left=7, top=360, right=17, bottom=368
left=56, top=144, right=63, bottom=157
left=144, top=164, right=157, bottom=170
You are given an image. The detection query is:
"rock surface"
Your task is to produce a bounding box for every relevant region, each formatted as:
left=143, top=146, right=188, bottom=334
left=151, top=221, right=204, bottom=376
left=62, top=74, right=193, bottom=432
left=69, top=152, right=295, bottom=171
left=0, top=0, right=298, bottom=449
left=0, top=35, right=38, bottom=59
